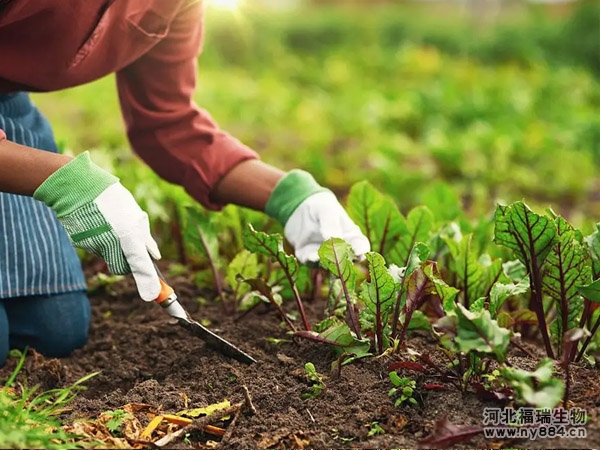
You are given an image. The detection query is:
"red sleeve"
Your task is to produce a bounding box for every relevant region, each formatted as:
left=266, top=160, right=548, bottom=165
left=116, top=1, right=259, bottom=210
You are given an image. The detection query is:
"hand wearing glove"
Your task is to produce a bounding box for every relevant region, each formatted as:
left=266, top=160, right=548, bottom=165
left=33, top=152, right=161, bottom=301
left=265, top=170, right=370, bottom=264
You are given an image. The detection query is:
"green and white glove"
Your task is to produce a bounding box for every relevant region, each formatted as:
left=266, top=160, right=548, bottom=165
left=33, top=152, right=161, bottom=301
left=265, top=170, right=370, bottom=263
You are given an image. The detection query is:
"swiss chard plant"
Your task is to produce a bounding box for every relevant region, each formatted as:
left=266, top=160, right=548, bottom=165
left=225, top=181, right=600, bottom=381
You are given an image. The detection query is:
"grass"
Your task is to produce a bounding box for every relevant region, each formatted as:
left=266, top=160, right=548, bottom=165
left=0, top=352, right=99, bottom=449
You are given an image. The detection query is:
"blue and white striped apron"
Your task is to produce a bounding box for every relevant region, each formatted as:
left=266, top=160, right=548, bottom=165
left=0, top=93, right=87, bottom=299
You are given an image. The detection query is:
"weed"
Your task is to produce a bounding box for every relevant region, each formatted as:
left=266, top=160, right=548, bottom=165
left=388, top=372, right=418, bottom=407
left=102, top=409, right=134, bottom=436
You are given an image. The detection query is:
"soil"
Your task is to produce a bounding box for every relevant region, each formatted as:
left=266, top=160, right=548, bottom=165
left=1, top=265, right=599, bottom=449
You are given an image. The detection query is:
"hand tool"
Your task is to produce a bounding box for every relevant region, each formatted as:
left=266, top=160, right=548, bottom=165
left=153, top=262, right=257, bottom=364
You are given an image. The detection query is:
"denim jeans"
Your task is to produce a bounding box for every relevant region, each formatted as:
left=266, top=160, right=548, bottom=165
left=0, top=291, right=91, bottom=366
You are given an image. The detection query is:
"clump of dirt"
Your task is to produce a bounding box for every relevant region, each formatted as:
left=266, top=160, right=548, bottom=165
left=1, top=270, right=598, bottom=449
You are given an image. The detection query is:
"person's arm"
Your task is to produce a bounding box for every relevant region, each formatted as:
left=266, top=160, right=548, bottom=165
left=0, top=129, right=161, bottom=301
left=0, top=131, right=72, bottom=195
left=116, top=1, right=267, bottom=211
left=116, top=2, right=369, bottom=262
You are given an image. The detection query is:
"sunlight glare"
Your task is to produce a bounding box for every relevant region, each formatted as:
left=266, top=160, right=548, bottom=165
left=210, top=0, right=242, bottom=10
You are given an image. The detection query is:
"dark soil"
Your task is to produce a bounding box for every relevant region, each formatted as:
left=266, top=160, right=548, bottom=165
left=1, top=267, right=599, bottom=449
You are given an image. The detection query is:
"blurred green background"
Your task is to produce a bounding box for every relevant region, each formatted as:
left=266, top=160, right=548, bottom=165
left=32, top=0, right=600, bottom=251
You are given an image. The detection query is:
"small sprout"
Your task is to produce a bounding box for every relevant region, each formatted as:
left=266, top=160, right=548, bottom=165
left=302, top=362, right=325, bottom=399
left=103, top=409, right=134, bottom=436
left=388, top=372, right=418, bottom=407
left=367, top=421, right=386, bottom=436
left=482, top=369, right=502, bottom=387
left=8, top=349, right=22, bottom=359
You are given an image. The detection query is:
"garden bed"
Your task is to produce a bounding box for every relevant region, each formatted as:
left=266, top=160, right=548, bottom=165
left=1, top=268, right=598, bottom=449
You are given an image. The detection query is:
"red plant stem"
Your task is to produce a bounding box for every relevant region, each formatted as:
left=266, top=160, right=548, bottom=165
left=289, top=279, right=310, bottom=331
left=531, top=270, right=555, bottom=359
left=332, top=242, right=361, bottom=339
left=391, top=283, right=405, bottom=339
left=576, top=314, right=600, bottom=362
left=563, top=354, right=571, bottom=409
left=261, top=242, right=310, bottom=331
left=376, top=293, right=383, bottom=355
left=198, top=229, right=226, bottom=306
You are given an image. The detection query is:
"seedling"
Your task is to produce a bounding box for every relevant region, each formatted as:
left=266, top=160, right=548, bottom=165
left=501, top=358, right=564, bottom=409
left=302, top=362, right=325, bottom=400
left=367, top=421, right=385, bottom=436
left=388, top=372, right=418, bottom=407
left=103, top=409, right=134, bottom=436
left=244, top=224, right=310, bottom=330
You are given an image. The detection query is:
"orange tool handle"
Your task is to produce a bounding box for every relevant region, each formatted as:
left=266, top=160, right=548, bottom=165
left=155, top=278, right=175, bottom=304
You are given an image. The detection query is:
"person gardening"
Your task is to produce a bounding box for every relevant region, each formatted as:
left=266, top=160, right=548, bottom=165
left=0, top=1, right=370, bottom=366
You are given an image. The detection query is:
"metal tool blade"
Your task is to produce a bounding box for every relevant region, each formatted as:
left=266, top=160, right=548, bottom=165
left=177, top=317, right=257, bottom=365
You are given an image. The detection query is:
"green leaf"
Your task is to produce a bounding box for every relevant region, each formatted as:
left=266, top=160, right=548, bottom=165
left=494, top=202, right=557, bottom=269
left=243, top=224, right=299, bottom=279
left=502, top=260, right=528, bottom=282
left=400, top=260, right=438, bottom=335
left=387, top=206, right=434, bottom=267
left=405, top=242, right=431, bottom=277
left=501, top=358, right=564, bottom=409
left=584, top=223, right=600, bottom=278
left=445, top=234, right=484, bottom=307
left=423, top=262, right=459, bottom=312
left=226, top=250, right=259, bottom=299
left=347, top=181, right=408, bottom=258
left=318, top=238, right=362, bottom=337
left=273, top=264, right=312, bottom=299
left=360, top=252, right=399, bottom=353
left=185, top=207, right=219, bottom=263
left=420, top=181, right=462, bottom=222
left=542, top=216, right=590, bottom=351
left=494, top=201, right=558, bottom=357
left=242, top=278, right=296, bottom=330
left=578, top=279, right=600, bottom=303
left=489, top=277, right=530, bottom=317
left=295, top=318, right=371, bottom=364
left=469, top=297, right=486, bottom=312
left=454, top=303, right=511, bottom=363
left=408, top=310, right=432, bottom=331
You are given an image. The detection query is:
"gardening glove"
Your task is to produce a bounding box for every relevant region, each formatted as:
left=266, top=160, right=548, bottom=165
left=33, top=152, right=161, bottom=301
left=265, top=170, right=370, bottom=264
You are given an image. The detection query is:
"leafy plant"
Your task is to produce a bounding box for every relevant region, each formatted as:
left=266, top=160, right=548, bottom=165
left=244, top=224, right=310, bottom=330
left=302, top=362, right=325, bottom=400
left=103, top=409, right=134, bottom=436
left=501, top=358, right=564, bottom=409
left=185, top=207, right=226, bottom=304
left=388, top=372, right=418, bottom=407
left=318, top=238, right=362, bottom=338
left=494, top=201, right=557, bottom=357
left=367, top=421, right=386, bottom=437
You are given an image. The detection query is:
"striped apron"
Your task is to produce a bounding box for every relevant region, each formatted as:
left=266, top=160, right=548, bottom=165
left=0, top=93, right=87, bottom=299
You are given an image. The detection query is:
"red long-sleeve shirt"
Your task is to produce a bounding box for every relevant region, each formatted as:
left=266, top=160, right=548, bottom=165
left=0, top=0, right=259, bottom=209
